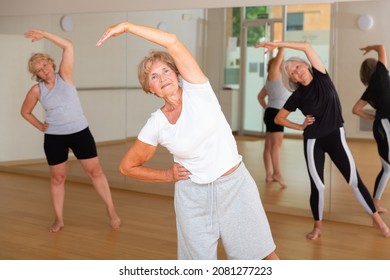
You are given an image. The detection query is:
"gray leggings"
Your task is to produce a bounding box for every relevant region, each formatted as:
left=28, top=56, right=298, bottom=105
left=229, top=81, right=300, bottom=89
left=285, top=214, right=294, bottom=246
left=174, top=162, right=276, bottom=260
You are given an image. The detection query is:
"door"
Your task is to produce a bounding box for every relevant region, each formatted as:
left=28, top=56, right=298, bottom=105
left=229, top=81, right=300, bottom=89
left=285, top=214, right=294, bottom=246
left=239, top=19, right=284, bottom=135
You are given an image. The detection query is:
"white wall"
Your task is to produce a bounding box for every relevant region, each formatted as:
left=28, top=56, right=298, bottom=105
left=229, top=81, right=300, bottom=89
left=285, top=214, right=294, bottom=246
left=0, top=35, right=45, bottom=161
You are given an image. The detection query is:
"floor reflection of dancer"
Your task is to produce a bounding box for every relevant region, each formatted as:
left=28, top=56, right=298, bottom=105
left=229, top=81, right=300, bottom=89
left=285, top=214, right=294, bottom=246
left=257, top=47, right=289, bottom=188
left=257, top=40, right=390, bottom=240
left=96, top=22, right=279, bottom=259
left=21, top=29, right=121, bottom=233
left=353, top=44, right=390, bottom=213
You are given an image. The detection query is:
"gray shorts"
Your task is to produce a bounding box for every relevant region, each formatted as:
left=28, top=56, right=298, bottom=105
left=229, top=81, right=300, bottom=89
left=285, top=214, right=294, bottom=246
left=174, top=162, right=276, bottom=260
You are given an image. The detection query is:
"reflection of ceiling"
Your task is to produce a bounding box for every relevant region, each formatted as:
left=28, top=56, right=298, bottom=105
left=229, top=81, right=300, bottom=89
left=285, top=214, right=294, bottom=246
left=0, top=0, right=375, bottom=16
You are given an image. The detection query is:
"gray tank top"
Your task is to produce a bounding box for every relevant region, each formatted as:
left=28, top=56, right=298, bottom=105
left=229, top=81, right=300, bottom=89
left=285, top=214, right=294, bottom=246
left=265, top=79, right=290, bottom=109
left=39, top=74, right=88, bottom=135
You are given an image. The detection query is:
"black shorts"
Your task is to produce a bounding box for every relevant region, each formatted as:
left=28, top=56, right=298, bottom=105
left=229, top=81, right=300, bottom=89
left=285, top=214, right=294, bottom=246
left=44, top=127, right=98, bottom=166
left=263, top=107, right=284, bottom=133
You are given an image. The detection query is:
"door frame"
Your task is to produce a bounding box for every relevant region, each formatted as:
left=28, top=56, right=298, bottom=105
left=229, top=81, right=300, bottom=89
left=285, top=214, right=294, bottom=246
left=238, top=8, right=285, bottom=136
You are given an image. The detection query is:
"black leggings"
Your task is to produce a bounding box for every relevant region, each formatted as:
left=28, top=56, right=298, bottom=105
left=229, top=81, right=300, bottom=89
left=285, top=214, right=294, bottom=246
left=373, top=118, right=390, bottom=200
left=303, top=127, right=376, bottom=221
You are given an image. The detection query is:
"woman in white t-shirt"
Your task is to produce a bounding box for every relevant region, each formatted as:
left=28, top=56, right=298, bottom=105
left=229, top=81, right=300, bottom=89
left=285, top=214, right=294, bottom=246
left=97, top=22, right=279, bottom=260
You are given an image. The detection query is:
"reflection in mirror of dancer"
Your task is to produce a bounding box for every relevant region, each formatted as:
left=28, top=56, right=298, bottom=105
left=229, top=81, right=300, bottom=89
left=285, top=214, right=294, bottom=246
left=256, top=40, right=390, bottom=240
left=353, top=44, right=390, bottom=213
left=257, top=47, right=290, bottom=188
left=21, top=29, right=121, bottom=233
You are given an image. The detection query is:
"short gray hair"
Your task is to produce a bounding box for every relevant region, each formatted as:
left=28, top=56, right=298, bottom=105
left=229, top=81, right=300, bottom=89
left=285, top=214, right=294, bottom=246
left=280, top=57, right=311, bottom=92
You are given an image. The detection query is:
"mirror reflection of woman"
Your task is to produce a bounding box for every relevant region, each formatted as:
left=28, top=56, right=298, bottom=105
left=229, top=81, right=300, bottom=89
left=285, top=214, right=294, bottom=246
left=21, top=30, right=121, bottom=233
left=257, top=47, right=289, bottom=188
left=257, top=41, right=390, bottom=240
left=96, top=22, right=279, bottom=260
left=353, top=44, right=390, bottom=213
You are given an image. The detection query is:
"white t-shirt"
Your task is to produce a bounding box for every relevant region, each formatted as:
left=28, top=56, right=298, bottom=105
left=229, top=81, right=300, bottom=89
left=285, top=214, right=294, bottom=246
left=138, top=79, right=242, bottom=184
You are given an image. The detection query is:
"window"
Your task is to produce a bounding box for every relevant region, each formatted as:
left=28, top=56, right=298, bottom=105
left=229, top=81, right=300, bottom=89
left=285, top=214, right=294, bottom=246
left=287, top=12, right=304, bottom=31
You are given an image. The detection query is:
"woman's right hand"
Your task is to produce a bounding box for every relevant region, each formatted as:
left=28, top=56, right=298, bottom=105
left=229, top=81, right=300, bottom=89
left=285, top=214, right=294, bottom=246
left=254, top=41, right=278, bottom=54
left=359, top=46, right=373, bottom=56
left=96, top=22, right=127, bottom=47
left=24, top=29, right=45, bottom=42
left=40, top=122, right=48, bottom=132
left=302, top=115, right=315, bottom=129
left=167, top=162, right=191, bottom=181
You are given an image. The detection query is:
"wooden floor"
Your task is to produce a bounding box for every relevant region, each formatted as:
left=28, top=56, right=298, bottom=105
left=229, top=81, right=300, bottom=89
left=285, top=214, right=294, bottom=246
left=1, top=136, right=390, bottom=260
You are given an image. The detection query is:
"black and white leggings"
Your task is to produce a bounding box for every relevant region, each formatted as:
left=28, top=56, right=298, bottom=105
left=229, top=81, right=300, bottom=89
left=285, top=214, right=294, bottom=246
left=373, top=118, right=390, bottom=200
left=303, top=127, right=376, bottom=221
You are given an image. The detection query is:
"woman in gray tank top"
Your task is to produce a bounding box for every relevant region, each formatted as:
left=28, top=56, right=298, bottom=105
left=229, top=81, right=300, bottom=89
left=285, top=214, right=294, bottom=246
left=21, top=29, right=121, bottom=233
left=257, top=47, right=289, bottom=188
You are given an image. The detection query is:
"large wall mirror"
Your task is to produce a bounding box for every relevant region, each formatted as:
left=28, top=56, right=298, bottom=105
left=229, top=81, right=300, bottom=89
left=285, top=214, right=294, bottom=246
left=0, top=0, right=389, bottom=229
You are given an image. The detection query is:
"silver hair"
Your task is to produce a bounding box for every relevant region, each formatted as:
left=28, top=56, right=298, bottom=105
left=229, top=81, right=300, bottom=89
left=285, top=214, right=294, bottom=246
left=280, top=57, right=312, bottom=92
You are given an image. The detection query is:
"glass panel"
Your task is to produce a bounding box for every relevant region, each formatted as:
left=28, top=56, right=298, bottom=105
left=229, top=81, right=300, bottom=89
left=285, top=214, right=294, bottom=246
left=287, top=12, right=304, bottom=30
left=242, top=24, right=269, bottom=133
left=224, top=7, right=240, bottom=89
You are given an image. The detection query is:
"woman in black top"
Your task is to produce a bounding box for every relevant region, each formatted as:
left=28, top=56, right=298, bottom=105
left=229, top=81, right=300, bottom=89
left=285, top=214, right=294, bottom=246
left=353, top=44, right=390, bottom=213
left=256, top=41, right=390, bottom=240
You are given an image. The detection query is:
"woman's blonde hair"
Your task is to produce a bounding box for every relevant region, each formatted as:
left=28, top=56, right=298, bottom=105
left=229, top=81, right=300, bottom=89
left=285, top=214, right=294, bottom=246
left=137, top=50, right=180, bottom=94
left=27, top=53, right=56, bottom=82
left=280, top=57, right=312, bottom=92
left=359, top=58, right=377, bottom=86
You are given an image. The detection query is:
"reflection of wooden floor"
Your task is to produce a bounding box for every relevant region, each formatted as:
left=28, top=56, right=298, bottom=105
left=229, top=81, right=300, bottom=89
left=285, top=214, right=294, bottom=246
left=1, top=136, right=390, bottom=259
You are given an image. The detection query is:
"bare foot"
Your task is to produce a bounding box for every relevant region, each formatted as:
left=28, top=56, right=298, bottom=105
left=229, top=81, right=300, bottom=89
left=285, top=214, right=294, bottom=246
left=384, top=228, right=390, bottom=238
left=372, top=213, right=390, bottom=238
left=273, top=175, right=287, bottom=188
left=377, top=223, right=390, bottom=238
left=49, top=220, right=64, bottom=233
left=374, top=222, right=390, bottom=238
left=110, top=216, right=121, bottom=230
left=306, top=227, right=321, bottom=240
left=108, top=209, right=121, bottom=229
left=374, top=200, right=388, bottom=213
left=265, top=176, right=275, bottom=187
left=265, top=176, right=275, bottom=183
left=376, top=206, right=388, bottom=213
